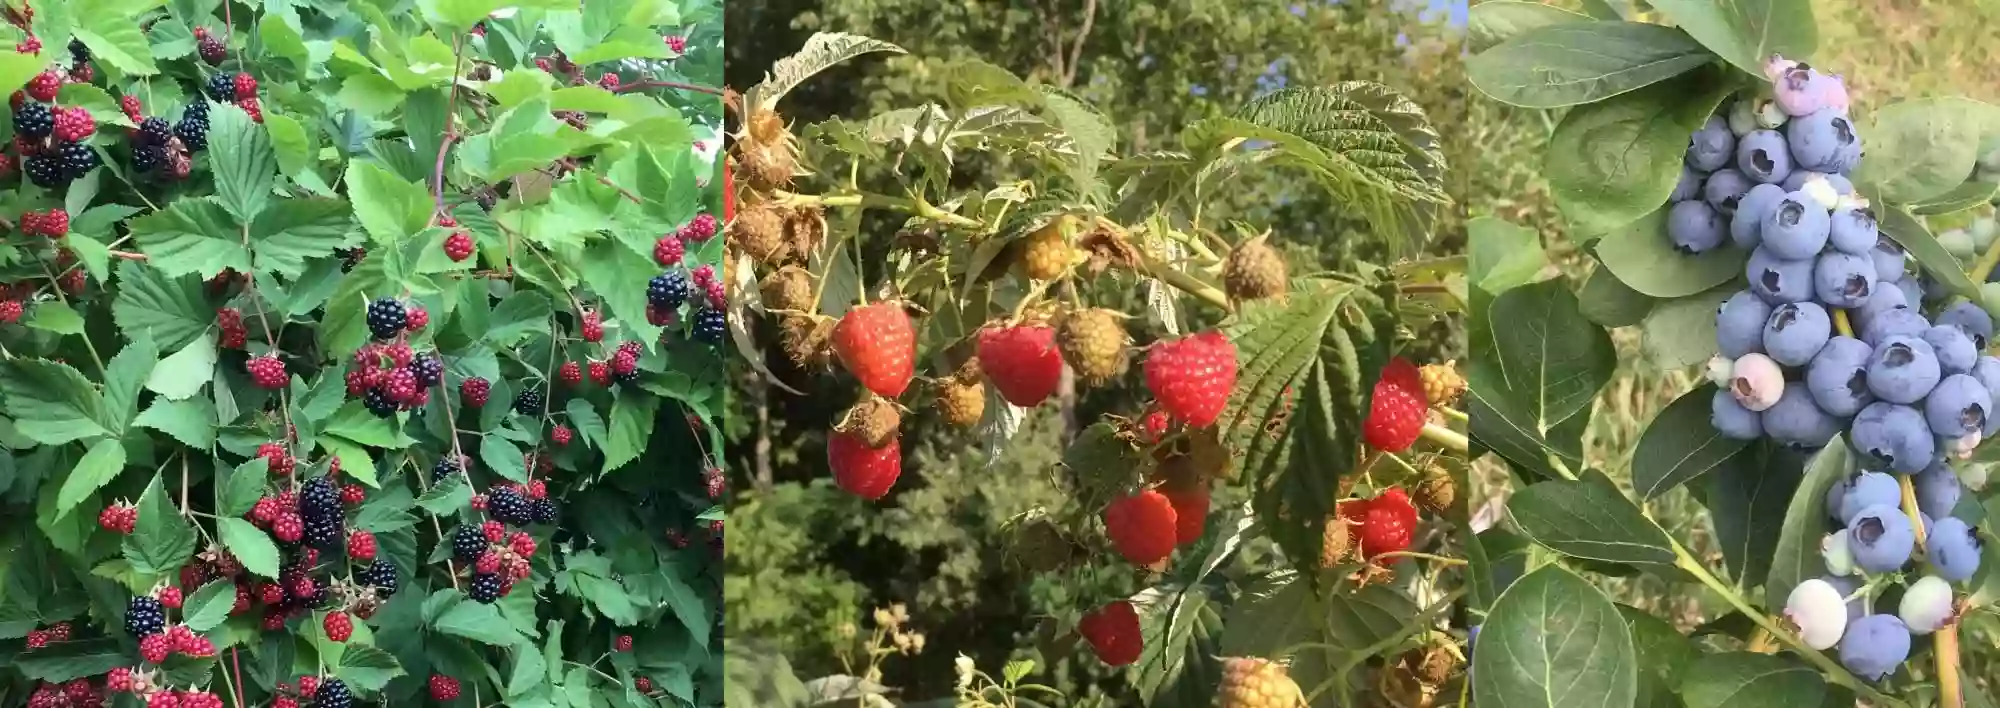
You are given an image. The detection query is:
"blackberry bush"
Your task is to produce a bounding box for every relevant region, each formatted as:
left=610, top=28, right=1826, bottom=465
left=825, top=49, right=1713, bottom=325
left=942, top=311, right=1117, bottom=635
left=0, top=2, right=722, bottom=705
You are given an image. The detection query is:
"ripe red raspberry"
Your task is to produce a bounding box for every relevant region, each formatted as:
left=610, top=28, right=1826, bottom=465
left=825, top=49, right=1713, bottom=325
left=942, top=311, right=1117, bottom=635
left=139, top=633, right=172, bottom=663
left=1362, top=358, right=1428, bottom=453
left=257, top=442, right=294, bottom=476
left=587, top=361, right=611, bottom=386
left=1143, top=330, right=1239, bottom=428
left=347, top=530, right=377, bottom=560
left=483, top=520, right=506, bottom=543
left=0, top=300, right=21, bottom=325
left=429, top=675, right=461, bottom=701
left=120, top=95, right=141, bottom=119
left=444, top=230, right=474, bottom=261
left=232, top=72, right=257, bottom=100
left=558, top=360, right=582, bottom=386
left=615, top=634, right=633, bottom=651
left=25, top=630, right=45, bottom=648
left=341, top=484, right=364, bottom=506
left=272, top=513, right=303, bottom=543
left=1103, top=489, right=1178, bottom=566
left=322, top=611, right=352, bottom=642
left=405, top=304, right=429, bottom=332
left=297, top=676, right=319, bottom=697
left=1162, top=486, right=1209, bottom=546
left=158, top=585, right=184, bottom=609
left=247, top=356, right=288, bottom=389
left=26, top=69, right=60, bottom=102
left=551, top=424, right=572, bottom=445
left=461, top=376, right=490, bottom=406
left=580, top=310, right=604, bottom=342
left=52, top=107, right=92, bottom=142
left=976, top=323, right=1062, bottom=406
left=1077, top=600, right=1143, bottom=666
left=597, top=73, right=619, bottom=90
left=654, top=234, right=684, bottom=265
left=827, top=431, right=901, bottom=500
left=832, top=303, right=917, bottom=398
left=107, top=667, right=134, bottom=693
left=510, top=531, right=536, bottom=557
left=636, top=677, right=653, bottom=693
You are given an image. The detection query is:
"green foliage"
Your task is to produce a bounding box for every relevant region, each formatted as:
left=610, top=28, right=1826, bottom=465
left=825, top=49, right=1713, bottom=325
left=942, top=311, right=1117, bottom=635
left=0, top=0, right=724, bottom=705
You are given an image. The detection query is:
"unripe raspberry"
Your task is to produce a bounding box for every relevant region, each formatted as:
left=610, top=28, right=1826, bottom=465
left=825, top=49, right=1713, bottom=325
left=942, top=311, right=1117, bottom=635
left=684, top=213, right=718, bottom=241
left=510, top=531, right=536, bottom=557
left=559, top=361, right=582, bottom=386
left=483, top=520, right=506, bottom=543
left=616, top=634, right=633, bottom=651
left=107, top=667, right=134, bottom=692
left=476, top=551, right=501, bottom=574
left=552, top=424, right=572, bottom=445
left=429, top=675, right=461, bottom=701
left=636, top=677, right=653, bottom=693
left=298, top=676, right=319, bottom=697
left=342, top=484, right=365, bottom=506
left=664, top=35, right=686, bottom=54
left=1729, top=353, right=1785, bottom=411
left=25, top=630, right=45, bottom=648
left=526, top=479, right=547, bottom=498
left=272, top=513, right=303, bottom=543
left=0, top=300, right=21, bottom=325
left=1784, top=578, right=1849, bottom=649
left=439, top=215, right=457, bottom=227
left=654, top=235, right=685, bottom=265
left=139, top=634, right=172, bottom=663
left=444, top=230, right=475, bottom=261
left=470, top=494, right=488, bottom=511
left=322, top=611, right=352, bottom=642
left=589, top=361, right=611, bottom=386
left=598, top=73, right=619, bottom=90
left=257, top=442, right=294, bottom=476
left=259, top=582, right=284, bottom=605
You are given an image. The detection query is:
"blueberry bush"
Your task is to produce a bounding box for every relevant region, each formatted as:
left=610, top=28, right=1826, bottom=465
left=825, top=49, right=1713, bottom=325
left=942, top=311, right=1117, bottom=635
left=722, top=32, right=1470, bottom=707
left=0, top=0, right=725, bottom=705
left=1468, top=2, right=2000, bottom=706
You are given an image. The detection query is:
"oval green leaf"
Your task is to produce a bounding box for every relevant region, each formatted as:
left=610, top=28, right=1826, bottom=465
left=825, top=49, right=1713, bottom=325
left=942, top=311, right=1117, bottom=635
left=1596, top=208, right=1749, bottom=298
left=1878, top=205, right=1981, bottom=302
left=1633, top=384, right=1753, bottom=498
left=1545, top=67, right=1736, bottom=237
left=1468, top=1, right=1593, bottom=50
left=1579, top=265, right=1656, bottom=327
left=1854, top=97, right=2000, bottom=204
left=1679, top=652, right=1826, bottom=708
left=1472, top=565, right=1637, bottom=708
left=1641, top=285, right=1732, bottom=367
left=1705, top=442, right=1802, bottom=598
left=1509, top=477, right=1677, bottom=566
left=1762, top=439, right=1852, bottom=610
left=1469, top=21, right=1714, bottom=108
left=1644, top=0, right=1816, bottom=78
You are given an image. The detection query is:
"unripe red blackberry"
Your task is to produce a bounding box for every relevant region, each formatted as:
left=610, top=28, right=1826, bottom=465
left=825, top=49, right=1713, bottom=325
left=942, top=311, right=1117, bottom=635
left=558, top=361, right=582, bottom=386
left=461, top=376, right=490, bottom=406
left=247, top=356, right=287, bottom=389
left=444, top=230, right=474, bottom=261
left=551, top=424, right=572, bottom=445
left=654, top=234, right=684, bottom=265
left=405, top=304, right=429, bottom=332
left=580, top=310, right=604, bottom=342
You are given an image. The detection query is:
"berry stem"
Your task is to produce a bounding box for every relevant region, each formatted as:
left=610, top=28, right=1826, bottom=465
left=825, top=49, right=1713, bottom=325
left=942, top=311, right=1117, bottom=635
left=610, top=79, right=723, bottom=96
left=1667, top=536, right=1905, bottom=707
left=1972, top=227, right=2000, bottom=285
left=432, top=33, right=467, bottom=217
left=1368, top=550, right=1464, bottom=566
left=32, top=255, right=106, bottom=376
left=1415, top=422, right=1466, bottom=454
left=1902, top=473, right=1962, bottom=708
left=1831, top=308, right=1853, bottom=338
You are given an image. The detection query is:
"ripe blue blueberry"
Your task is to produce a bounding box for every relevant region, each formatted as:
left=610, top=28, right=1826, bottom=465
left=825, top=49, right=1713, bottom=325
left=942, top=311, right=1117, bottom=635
left=1838, top=614, right=1911, bottom=682
left=1849, top=402, right=1936, bottom=474
left=1836, top=471, right=1901, bottom=526
left=1914, top=461, right=1964, bottom=521
left=1716, top=290, right=1772, bottom=358
left=1806, top=335, right=1873, bottom=417
left=1737, top=129, right=1795, bottom=184
left=1672, top=165, right=1703, bottom=202
left=1972, top=356, right=2000, bottom=405
left=1763, top=386, right=1840, bottom=449
left=1711, top=388, right=1763, bottom=439
left=1898, top=575, right=1955, bottom=635
left=1764, top=301, right=1832, bottom=366
left=1827, top=205, right=1878, bottom=255
left=1861, top=307, right=1930, bottom=349
left=1668, top=200, right=1726, bottom=254
left=1760, top=193, right=1831, bottom=259
left=1687, top=115, right=1736, bottom=172
left=1928, top=516, right=1984, bottom=582
left=1784, top=578, right=1849, bottom=649
left=1813, top=251, right=1876, bottom=308
left=1850, top=285, right=1908, bottom=333
left=1787, top=109, right=1859, bottom=173
left=1936, top=301, right=1995, bottom=350
left=1925, top=374, right=1991, bottom=437
left=1923, top=325, right=1978, bottom=375
left=1846, top=505, right=1916, bottom=573
left=1867, top=336, right=1943, bottom=404
left=1746, top=247, right=1816, bottom=304
left=1731, top=183, right=1789, bottom=249
left=1871, top=238, right=1908, bottom=283
left=1702, top=169, right=1753, bottom=214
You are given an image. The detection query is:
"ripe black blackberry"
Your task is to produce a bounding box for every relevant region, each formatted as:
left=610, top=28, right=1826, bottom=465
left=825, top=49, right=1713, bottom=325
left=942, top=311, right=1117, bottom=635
left=57, top=141, right=98, bottom=178
left=365, top=297, right=407, bottom=340
left=24, top=155, right=62, bottom=187
left=13, top=102, right=51, bottom=139
left=362, top=387, right=397, bottom=418
left=488, top=486, right=532, bottom=526
left=299, top=477, right=340, bottom=520
left=133, top=145, right=163, bottom=173
left=692, top=307, right=726, bottom=344
left=513, top=388, right=544, bottom=416
left=136, top=117, right=172, bottom=146
left=175, top=114, right=209, bottom=151
left=303, top=515, right=343, bottom=550
left=204, top=73, right=235, bottom=102
left=315, top=679, right=354, bottom=708
left=432, top=456, right=462, bottom=484
left=531, top=498, right=558, bottom=524
left=410, top=353, right=443, bottom=387
left=613, top=367, right=640, bottom=385
left=647, top=271, right=690, bottom=308
left=68, top=38, right=88, bottom=63
left=467, top=573, right=503, bottom=604
left=356, top=558, right=400, bottom=596
left=125, top=596, right=166, bottom=636
left=183, top=99, right=209, bottom=120
left=451, top=525, right=487, bottom=561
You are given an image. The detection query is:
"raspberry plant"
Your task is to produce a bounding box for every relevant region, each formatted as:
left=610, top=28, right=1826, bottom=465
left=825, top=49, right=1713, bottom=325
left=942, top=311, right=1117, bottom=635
left=724, top=34, right=1470, bottom=705
left=1468, top=2, right=2000, bottom=706
left=0, top=0, right=723, bottom=705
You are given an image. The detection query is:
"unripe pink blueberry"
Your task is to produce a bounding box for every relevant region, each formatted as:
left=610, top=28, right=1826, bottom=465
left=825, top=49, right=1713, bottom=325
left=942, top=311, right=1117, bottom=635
left=1898, top=575, right=1955, bottom=635
left=1730, top=353, right=1785, bottom=411
left=1947, top=432, right=1982, bottom=459
left=1785, top=578, right=1849, bottom=650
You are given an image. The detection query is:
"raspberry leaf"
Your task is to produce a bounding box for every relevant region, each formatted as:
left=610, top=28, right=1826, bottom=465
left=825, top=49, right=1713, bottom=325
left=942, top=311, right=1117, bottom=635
left=207, top=104, right=277, bottom=222
left=0, top=359, right=114, bottom=445
left=333, top=644, right=406, bottom=692
left=110, top=260, right=213, bottom=351
left=53, top=438, right=125, bottom=520
left=129, top=197, right=254, bottom=278
left=133, top=398, right=219, bottom=451
left=604, top=389, right=660, bottom=472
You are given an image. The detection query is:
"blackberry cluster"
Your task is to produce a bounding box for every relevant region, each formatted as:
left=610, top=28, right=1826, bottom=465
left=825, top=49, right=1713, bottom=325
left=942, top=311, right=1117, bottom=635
left=648, top=271, right=690, bottom=308
left=692, top=307, right=726, bottom=344
left=125, top=596, right=165, bottom=636
left=410, top=353, right=444, bottom=387
left=12, top=102, right=50, bottom=139
left=355, top=558, right=400, bottom=596
left=136, top=117, right=172, bottom=146
left=303, top=516, right=342, bottom=550
left=299, top=477, right=340, bottom=518
left=57, top=142, right=97, bottom=178
left=489, top=486, right=533, bottom=526
left=531, top=498, right=558, bottom=524
left=23, top=155, right=61, bottom=188
left=133, top=145, right=163, bottom=173
left=452, top=525, right=486, bottom=561
left=316, top=679, right=353, bottom=708
left=204, top=73, right=235, bottom=102
left=362, top=387, right=397, bottom=417
left=514, top=388, right=545, bottom=416
left=432, top=456, right=462, bottom=484
left=366, top=297, right=407, bottom=340
left=467, top=573, right=503, bottom=604
left=176, top=101, right=210, bottom=152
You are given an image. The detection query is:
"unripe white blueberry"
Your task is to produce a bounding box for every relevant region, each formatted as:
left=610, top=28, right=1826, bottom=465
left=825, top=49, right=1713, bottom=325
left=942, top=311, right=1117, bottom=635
left=1971, top=217, right=1998, bottom=250
left=1964, top=462, right=1991, bottom=492
left=1705, top=355, right=1735, bottom=388
left=1834, top=194, right=1869, bottom=212
left=1785, top=578, right=1850, bottom=650
left=1982, top=283, right=2000, bottom=321
left=1730, top=353, right=1786, bottom=412
left=1754, top=99, right=1788, bottom=129
left=1728, top=99, right=1759, bottom=137
left=1940, top=228, right=1976, bottom=259
left=1899, top=575, right=1956, bottom=635
left=1798, top=175, right=1839, bottom=212
left=1821, top=529, right=1856, bottom=576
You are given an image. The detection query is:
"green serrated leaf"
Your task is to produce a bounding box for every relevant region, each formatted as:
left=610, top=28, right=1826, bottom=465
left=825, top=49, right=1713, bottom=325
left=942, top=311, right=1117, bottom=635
left=604, top=390, right=658, bottom=472
left=0, top=359, right=113, bottom=445
left=221, top=457, right=270, bottom=518
left=134, top=398, right=218, bottom=450
left=218, top=517, right=281, bottom=578
left=417, top=471, right=471, bottom=514
left=182, top=579, right=236, bottom=632
left=122, top=474, right=198, bottom=576
left=147, top=332, right=218, bottom=401
left=103, top=331, right=159, bottom=433
left=433, top=596, right=526, bottom=646
left=250, top=197, right=357, bottom=277
left=55, top=438, right=126, bottom=520
left=130, top=197, right=252, bottom=278
left=209, top=103, right=277, bottom=222
left=75, top=14, right=159, bottom=75
left=1468, top=21, right=1712, bottom=108
left=112, top=260, right=211, bottom=350
left=27, top=301, right=86, bottom=335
